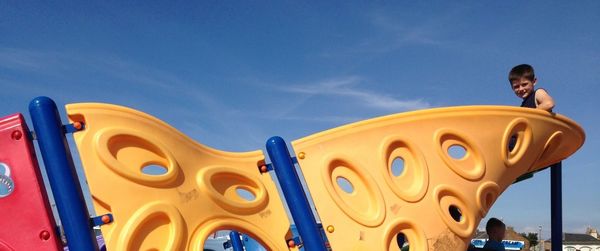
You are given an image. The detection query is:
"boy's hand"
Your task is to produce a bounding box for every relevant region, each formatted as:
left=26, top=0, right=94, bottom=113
left=535, top=89, right=555, bottom=112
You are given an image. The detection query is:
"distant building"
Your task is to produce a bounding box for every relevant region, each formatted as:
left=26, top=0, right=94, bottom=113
left=543, top=228, right=600, bottom=251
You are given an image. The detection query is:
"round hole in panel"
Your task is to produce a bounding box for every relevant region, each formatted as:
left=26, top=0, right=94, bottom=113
left=336, top=176, right=354, bottom=194
left=235, top=187, right=257, bottom=202
left=433, top=185, right=475, bottom=238
left=189, top=219, right=281, bottom=251
left=436, top=129, right=485, bottom=181
left=448, top=145, right=467, bottom=160
left=380, top=137, right=429, bottom=202
left=141, top=164, right=168, bottom=176
left=384, top=218, right=427, bottom=251
left=202, top=230, right=266, bottom=251
left=501, top=118, right=533, bottom=168
left=391, top=157, right=405, bottom=177
left=95, top=128, right=179, bottom=187
left=532, top=131, right=564, bottom=171
left=322, top=155, right=385, bottom=227
left=117, top=202, right=185, bottom=251
left=448, top=205, right=462, bottom=222
left=476, top=182, right=500, bottom=218
left=199, top=166, right=268, bottom=214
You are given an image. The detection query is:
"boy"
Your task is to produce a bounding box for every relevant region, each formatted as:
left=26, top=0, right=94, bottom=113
left=483, top=217, right=506, bottom=251
left=509, top=64, right=560, bottom=183
left=509, top=64, right=555, bottom=111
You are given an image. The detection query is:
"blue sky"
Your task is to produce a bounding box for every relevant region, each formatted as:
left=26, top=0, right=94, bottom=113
left=1, top=1, right=599, bottom=238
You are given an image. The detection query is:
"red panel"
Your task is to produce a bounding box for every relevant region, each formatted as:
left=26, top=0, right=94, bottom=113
left=0, top=114, right=61, bottom=251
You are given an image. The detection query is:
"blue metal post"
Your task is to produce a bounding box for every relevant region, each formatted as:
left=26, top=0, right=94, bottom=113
left=229, top=231, right=244, bottom=251
left=29, top=97, right=99, bottom=251
left=266, top=136, right=327, bottom=251
left=550, top=162, right=562, bottom=251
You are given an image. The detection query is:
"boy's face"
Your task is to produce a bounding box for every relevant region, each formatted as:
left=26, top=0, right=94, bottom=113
left=511, top=77, right=536, bottom=99
left=491, top=226, right=507, bottom=240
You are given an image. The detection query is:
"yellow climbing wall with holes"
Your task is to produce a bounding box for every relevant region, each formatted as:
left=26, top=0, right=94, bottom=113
left=291, top=106, right=585, bottom=251
left=66, top=103, right=294, bottom=251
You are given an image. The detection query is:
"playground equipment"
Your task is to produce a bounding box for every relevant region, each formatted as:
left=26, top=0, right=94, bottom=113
left=0, top=97, right=585, bottom=251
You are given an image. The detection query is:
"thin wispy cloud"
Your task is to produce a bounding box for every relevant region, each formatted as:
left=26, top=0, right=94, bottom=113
left=0, top=47, right=266, bottom=150
left=281, top=76, right=430, bottom=111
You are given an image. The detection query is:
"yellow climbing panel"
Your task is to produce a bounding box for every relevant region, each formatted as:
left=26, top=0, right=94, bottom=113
left=66, top=103, right=294, bottom=251
left=291, top=106, right=584, bottom=251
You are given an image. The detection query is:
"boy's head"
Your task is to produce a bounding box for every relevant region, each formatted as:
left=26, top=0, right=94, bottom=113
left=486, top=218, right=506, bottom=241
left=509, top=64, right=537, bottom=99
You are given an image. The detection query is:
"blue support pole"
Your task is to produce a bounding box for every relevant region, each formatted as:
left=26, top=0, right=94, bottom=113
left=229, top=231, right=244, bottom=251
left=266, top=136, right=327, bottom=251
left=29, top=97, right=99, bottom=251
left=550, top=162, right=563, bottom=251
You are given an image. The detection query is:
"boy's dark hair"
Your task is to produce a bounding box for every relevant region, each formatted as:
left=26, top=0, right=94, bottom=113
left=509, top=64, right=535, bottom=83
left=486, top=217, right=505, bottom=234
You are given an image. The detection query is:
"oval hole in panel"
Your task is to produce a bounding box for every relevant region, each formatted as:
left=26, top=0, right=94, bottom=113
left=203, top=230, right=267, bottom=251
left=391, top=157, right=405, bottom=177
left=448, top=145, right=467, bottom=160
left=235, top=187, right=257, bottom=202
left=385, top=219, right=427, bottom=251
left=449, top=205, right=462, bottom=222
left=190, top=219, right=282, bottom=251
left=393, top=233, right=409, bottom=251
left=119, top=203, right=185, bottom=251
left=434, top=186, right=474, bottom=238
left=437, top=130, right=485, bottom=181
left=501, top=118, right=533, bottom=168
left=381, top=138, right=429, bottom=202
left=324, top=156, right=385, bottom=226
left=96, top=128, right=179, bottom=186
left=199, top=167, right=268, bottom=214
left=141, top=164, right=168, bottom=175
left=336, top=176, right=354, bottom=194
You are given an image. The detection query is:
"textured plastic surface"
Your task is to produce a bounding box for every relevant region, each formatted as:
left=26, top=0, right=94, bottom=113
left=0, top=114, right=62, bottom=251
left=291, top=106, right=585, bottom=251
left=66, top=103, right=293, bottom=251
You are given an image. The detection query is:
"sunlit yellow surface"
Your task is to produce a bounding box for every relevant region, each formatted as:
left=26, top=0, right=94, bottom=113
left=67, top=103, right=294, bottom=251
left=292, top=106, right=584, bottom=250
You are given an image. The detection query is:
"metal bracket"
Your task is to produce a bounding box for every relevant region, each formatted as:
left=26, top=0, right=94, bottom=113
left=63, top=122, right=85, bottom=134
left=91, top=213, right=113, bottom=227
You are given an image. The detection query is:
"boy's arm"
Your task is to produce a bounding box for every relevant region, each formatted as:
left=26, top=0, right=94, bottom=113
left=535, top=89, right=555, bottom=111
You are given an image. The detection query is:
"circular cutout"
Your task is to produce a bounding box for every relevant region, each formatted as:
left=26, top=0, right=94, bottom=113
left=380, top=137, right=429, bottom=202
left=391, top=158, right=405, bottom=177
left=436, top=129, right=485, bottom=181
left=476, top=182, right=500, bottom=217
left=142, top=164, right=168, bottom=175
left=235, top=187, right=257, bottom=201
left=336, top=176, right=354, bottom=194
left=189, top=218, right=281, bottom=251
left=117, top=202, right=185, bottom=251
left=433, top=185, right=475, bottom=238
left=384, top=218, right=428, bottom=251
left=95, top=128, right=179, bottom=187
left=0, top=174, right=15, bottom=198
left=199, top=166, right=268, bottom=214
left=501, top=118, right=533, bottom=168
left=533, top=131, right=564, bottom=171
left=322, top=155, right=385, bottom=227
left=448, top=145, right=467, bottom=160
left=449, top=205, right=462, bottom=222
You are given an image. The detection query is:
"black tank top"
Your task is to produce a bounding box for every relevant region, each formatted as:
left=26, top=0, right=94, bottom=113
left=520, top=89, right=537, bottom=108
